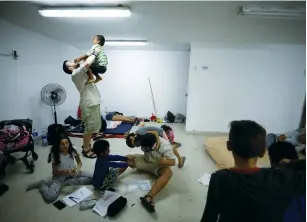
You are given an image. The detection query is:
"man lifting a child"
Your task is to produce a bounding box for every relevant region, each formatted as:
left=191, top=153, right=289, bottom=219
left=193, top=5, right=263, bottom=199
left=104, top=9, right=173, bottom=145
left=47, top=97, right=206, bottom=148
left=62, top=54, right=101, bottom=158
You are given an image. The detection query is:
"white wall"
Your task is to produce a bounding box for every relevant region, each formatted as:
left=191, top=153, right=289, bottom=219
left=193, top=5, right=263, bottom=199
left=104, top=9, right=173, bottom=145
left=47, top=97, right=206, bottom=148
left=97, top=50, right=189, bottom=117
left=186, top=43, right=306, bottom=134
left=0, top=19, right=189, bottom=133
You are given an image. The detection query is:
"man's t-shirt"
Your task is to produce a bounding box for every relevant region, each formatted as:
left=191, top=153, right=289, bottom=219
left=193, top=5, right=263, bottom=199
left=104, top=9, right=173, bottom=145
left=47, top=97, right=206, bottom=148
left=201, top=168, right=306, bottom=222
left=71, top=63, right=101, bottom=108
left=144, top=138, right=176, bottom=163
left=136, top=126, right=164, bottom=137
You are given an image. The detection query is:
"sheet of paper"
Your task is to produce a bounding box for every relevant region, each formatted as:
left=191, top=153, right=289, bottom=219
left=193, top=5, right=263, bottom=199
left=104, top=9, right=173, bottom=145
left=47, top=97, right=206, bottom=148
left=93, top=191, right=121, bottom=217
left=127, top=180, right=151, bottom=192
left=62, top=186, right=93, bottom=207
left=198, top=173, right=211, bottom=186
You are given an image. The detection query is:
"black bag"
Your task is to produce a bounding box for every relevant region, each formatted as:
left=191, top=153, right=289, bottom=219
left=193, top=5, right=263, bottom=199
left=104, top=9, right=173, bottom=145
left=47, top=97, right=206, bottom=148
left=167, top=111, right=175, bottom=123
left=107, top=196, right=127, bottom=217
left=47, top=124, right=66, bottom=145
left=64, top=116, right=82, bottom=127
left=100, top=116, right=107, bottom=132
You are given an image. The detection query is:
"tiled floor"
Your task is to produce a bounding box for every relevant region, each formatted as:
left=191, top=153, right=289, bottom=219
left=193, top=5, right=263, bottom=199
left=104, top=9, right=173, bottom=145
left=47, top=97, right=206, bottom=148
left=0, top=123, right=218, bottom=222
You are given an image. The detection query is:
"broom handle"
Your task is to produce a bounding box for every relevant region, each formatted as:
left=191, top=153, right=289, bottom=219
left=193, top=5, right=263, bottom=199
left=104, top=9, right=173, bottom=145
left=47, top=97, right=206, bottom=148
left=148, top=77, right=157, bottom=116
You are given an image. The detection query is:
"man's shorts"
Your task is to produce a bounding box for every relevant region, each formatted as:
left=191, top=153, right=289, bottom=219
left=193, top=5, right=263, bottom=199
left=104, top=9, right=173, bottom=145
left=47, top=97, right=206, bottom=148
left=81, top=104, right=101, bottom=134
left=134, top=154, right=165, bottom=177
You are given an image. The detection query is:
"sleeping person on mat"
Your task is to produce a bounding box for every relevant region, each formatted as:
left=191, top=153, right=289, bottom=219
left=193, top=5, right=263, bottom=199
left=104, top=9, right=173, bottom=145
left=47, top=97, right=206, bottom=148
left=104, top=112, right=140, bottom=126
left=125, top=125, right=186, bottom=168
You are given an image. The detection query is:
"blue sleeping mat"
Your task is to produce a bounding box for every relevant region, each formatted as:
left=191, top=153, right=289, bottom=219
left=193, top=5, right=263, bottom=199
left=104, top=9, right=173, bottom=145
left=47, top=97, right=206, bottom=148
left=104, top=122, right=134, bottom=135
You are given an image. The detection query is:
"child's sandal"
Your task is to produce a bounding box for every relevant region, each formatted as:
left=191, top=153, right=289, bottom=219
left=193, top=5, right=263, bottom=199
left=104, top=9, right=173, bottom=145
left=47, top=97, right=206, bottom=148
left=140, top=195, right=155, bottom=213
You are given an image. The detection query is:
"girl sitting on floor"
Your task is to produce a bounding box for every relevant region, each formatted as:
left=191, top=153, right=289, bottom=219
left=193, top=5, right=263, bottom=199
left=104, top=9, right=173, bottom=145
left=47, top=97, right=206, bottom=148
left=26, top=134, right=93, bottom=203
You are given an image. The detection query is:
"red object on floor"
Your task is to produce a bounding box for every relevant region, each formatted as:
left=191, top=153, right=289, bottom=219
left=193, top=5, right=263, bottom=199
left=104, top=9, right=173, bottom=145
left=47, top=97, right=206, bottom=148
left=77, top=106, right=82, bottom=119
left=150, top=114, right=156, bottom=121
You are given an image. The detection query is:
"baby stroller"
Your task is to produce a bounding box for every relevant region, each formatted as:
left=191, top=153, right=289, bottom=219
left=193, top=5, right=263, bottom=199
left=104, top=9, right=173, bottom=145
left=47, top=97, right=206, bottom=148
left=0, top=119, right=38, bottom=179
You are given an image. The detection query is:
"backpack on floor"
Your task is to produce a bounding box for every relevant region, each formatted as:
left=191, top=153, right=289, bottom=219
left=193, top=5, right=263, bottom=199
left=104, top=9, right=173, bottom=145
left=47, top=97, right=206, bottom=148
left=166, top=111, right=175, bottom=123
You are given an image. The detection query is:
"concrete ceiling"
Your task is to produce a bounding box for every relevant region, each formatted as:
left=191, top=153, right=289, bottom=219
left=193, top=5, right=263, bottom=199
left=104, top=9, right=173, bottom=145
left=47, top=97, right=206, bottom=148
left=0, top=1, right=305, bottom=50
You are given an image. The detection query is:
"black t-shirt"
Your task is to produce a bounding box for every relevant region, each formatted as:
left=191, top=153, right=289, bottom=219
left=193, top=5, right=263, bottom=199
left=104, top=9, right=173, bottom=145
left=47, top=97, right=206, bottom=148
left=201, top=168, right=306, bottom=222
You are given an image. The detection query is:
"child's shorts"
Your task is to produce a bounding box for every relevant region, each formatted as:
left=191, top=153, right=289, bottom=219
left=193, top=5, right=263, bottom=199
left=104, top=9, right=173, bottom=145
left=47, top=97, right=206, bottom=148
left=90, top=65, right=107, bottom=75
left=105, top=112, right=116, bottom=121
left=101, top=168, right=120, bottom=190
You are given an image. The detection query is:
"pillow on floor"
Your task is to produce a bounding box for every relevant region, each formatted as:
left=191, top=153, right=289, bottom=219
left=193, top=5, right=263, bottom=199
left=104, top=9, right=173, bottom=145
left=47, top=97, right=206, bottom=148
left=204, top=136, right=270, bottom=170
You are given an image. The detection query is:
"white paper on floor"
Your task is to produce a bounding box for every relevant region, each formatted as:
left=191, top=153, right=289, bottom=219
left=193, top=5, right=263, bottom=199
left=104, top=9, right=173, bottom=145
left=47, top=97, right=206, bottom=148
left=62, top=186, right=93, bottom=207
left=198, top=173, right=211, bottom=186
left=127, top=180, right=151, bottom=192
left=93, top=191, right=121, bottom=217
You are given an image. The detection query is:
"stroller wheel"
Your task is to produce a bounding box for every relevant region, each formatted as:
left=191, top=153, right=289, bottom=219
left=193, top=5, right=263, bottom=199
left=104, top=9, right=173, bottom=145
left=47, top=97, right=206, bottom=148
left=7, top=156, right=16, bottom=164
left=28, top=161, right=35, bottom=173
left=0, top=167, right=5, bottom=180
left=32, top=152, right=38, bottom=161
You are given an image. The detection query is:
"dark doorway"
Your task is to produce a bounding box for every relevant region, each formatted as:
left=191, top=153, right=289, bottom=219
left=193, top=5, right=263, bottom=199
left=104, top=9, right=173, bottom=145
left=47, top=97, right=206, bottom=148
left=299, top=96, right=306, bottom=129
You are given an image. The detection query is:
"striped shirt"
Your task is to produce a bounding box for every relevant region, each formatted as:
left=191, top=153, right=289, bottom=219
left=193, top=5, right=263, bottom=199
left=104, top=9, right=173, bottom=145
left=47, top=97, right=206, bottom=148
left=86, top=44, right=108, bottom=67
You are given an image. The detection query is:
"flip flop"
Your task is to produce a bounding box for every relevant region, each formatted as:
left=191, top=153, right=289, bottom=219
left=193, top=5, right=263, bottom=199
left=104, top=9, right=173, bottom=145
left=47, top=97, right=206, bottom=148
left=179, top=156, right=186, bottom=168
left=140, top=195, right=155, bottom=213
left=175, top=142, right=182, bottom=148
left=82, top=149, right=97, bottom=159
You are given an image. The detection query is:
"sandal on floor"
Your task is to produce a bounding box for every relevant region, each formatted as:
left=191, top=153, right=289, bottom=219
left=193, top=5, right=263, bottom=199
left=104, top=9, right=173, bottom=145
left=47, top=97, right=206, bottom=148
left=82, top=149, right=97, bottom=159
left=179, top=156, right=186, bottom=168
left=175, top=142, right=182, bottom=148
left=140, top=195, right=155, bottom=213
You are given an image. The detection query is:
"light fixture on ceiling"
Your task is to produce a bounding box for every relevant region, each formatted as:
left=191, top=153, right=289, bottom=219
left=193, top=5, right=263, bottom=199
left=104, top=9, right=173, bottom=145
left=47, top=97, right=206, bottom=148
left=238, top=6, right=306, bottom=19
left=105, top=40, right=147, bottom=46
left=38, top=7, right=131, bottom=18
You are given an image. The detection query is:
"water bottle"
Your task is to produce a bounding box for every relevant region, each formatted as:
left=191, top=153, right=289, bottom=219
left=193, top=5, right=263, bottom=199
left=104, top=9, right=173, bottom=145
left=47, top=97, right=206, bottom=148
left=32, top=129, right=39, bottom=145
left=41, top=130, right=48, bottom=147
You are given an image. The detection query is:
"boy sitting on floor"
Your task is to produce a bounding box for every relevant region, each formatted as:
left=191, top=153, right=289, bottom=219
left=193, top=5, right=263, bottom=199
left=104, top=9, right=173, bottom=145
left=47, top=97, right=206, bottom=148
left=268, top=141, right=306, bottom=222
left=92, top=139, right=135, bottom=191
left=266, top=128, right=306, bottom=153
left=268, top=141, right=305, bottom=170
left=201, top=120, right=306, bottom=222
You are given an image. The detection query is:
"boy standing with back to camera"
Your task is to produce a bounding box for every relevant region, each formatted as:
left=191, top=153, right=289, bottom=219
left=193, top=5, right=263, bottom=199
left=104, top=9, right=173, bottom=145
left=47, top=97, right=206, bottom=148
left=201, top=120, right=306, bottom=222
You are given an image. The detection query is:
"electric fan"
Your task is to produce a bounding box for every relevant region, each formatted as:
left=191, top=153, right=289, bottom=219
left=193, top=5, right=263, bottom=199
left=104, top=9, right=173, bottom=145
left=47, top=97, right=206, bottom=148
left=41, top=84, right=66, bottom=124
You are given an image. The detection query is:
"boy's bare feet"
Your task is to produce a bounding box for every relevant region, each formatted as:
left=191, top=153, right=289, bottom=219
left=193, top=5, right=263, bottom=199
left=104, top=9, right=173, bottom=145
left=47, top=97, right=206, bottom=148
left=94, top=76, right=102, bottom=83
left=85, top=78, right=95, bottom=85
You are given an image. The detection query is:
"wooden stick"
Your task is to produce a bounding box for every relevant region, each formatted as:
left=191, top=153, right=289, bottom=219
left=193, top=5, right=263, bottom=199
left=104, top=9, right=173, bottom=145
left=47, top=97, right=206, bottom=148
left=148, top=77, right=157, bottom=115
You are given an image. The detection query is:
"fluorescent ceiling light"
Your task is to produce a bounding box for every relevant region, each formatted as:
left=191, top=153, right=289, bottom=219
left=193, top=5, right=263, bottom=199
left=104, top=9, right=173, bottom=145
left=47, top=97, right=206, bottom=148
left=105, top=41, right=147, bottom=46
left=39, top=7, right=131, bottom=17
left=238, top=6, right=306, bottom=19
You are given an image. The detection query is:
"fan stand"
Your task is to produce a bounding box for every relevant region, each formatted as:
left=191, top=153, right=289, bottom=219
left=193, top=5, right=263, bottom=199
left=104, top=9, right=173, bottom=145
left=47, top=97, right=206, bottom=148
left=51, top=91, right=58, bottom=125
left=53, top=104, right=58, bottom=125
